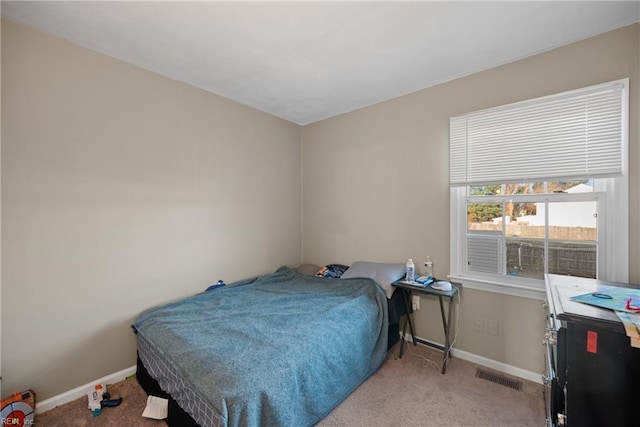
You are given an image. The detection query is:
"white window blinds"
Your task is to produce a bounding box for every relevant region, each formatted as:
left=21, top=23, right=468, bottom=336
left=450, top=79, right=627, bottom=186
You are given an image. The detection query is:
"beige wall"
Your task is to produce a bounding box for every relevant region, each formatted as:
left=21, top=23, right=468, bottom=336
left=303, top=23, right=639, bottom=374
left=1, top=20, right=302, bottom=400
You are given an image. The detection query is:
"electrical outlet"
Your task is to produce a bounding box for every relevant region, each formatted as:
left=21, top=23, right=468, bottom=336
left=473, top=318, right=484, bottom=333
left=412, top=295, right=420, bottom=310
left=488, top=319, right=499, bottom=336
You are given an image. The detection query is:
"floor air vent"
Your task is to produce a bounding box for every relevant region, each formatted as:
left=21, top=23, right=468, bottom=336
left=475, top=368, right=523, bottom=391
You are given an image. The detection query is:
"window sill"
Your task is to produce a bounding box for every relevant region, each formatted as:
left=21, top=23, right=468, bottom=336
left=447, top=274, right=546, bottom=301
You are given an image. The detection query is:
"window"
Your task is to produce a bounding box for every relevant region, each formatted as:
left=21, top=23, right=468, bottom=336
left=449, top=79, right=629, bottom=298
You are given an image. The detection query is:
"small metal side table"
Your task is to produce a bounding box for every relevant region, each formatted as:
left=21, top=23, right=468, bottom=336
left=394, top=280, right=460, bottom=374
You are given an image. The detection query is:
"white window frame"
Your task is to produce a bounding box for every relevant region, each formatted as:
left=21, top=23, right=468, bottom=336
left=449, top=80, right=629, bottom=300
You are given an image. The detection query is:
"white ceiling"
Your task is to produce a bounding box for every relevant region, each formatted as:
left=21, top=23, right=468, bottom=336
left=3, top=1, right=639, bottom=125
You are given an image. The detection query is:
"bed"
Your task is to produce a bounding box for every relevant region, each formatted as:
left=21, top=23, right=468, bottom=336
left=133, top=262, right=406, bottom=427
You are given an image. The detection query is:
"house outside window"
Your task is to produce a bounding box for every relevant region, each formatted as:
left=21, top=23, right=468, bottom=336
left=449, top=79, right=629, bottom=298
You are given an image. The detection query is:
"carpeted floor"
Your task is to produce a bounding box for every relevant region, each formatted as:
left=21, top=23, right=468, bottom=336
left=36, top=343, right=545, bottom=426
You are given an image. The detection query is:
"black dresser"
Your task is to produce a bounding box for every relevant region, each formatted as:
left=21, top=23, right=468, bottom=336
left=544, top=274, right=640, bottom=427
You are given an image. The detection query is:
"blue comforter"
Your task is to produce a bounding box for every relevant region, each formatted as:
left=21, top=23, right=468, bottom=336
left=133, top=266, right=388, bottom=427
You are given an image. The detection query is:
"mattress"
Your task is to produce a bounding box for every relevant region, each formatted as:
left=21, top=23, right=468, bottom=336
left=138, top=332, right=222, bottom=426
left=136, top=290, right=404, bottom=426
left=133, top=266, right=389, bottom=427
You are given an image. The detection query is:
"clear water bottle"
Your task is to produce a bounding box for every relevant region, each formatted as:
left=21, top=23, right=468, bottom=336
left=424, top=256, right=434, bottom=278
left=406, top=258, right=415, bottom=281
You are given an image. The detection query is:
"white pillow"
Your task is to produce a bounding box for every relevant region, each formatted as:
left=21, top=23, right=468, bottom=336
left=340, top=261, right=405, bottom=298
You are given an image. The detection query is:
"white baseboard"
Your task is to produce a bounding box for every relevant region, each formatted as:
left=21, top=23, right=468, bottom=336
left=35, top=365, right=136, bottom=414
left=452, top=347, right=543, bottom=384
left=400, top=334, right=543, bottom=384
left=37, top=336, right=542, bottom=414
